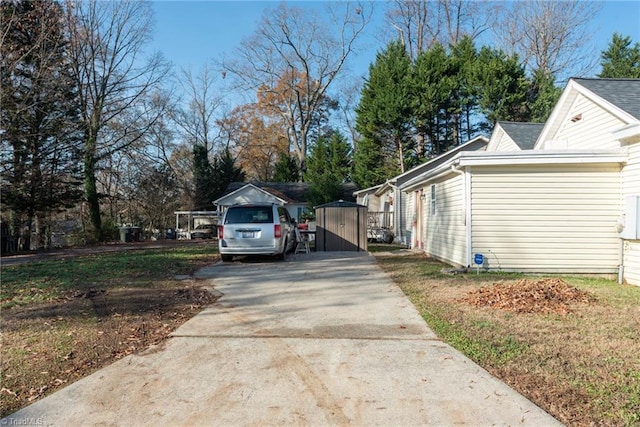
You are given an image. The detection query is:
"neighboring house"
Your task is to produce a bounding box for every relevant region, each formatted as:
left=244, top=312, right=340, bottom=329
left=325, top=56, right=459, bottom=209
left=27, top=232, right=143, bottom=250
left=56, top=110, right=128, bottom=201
left=486, top=121, right=544, bottom=152
left=354, top=136, right=488, bottom=246
left=400, top=78, right=640, bottom=285
left=353, top=184, right=393, bottom=243
left=214, top=182, right=358, bottom=223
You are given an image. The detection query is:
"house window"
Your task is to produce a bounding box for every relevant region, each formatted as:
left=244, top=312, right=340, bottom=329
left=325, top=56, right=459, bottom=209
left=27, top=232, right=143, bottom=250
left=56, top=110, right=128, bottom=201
left=430, top=184, right=436, bottom=216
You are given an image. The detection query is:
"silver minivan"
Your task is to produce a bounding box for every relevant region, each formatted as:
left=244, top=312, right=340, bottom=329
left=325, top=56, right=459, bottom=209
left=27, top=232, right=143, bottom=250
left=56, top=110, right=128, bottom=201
left=217, top=203, right=296, bottom=262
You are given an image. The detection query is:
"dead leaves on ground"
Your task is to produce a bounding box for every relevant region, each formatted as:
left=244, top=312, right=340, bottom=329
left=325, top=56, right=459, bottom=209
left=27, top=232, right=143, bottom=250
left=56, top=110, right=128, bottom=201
left=459, top=278, right=597, bottom=315
left=1, top=285, right=219, bottom=417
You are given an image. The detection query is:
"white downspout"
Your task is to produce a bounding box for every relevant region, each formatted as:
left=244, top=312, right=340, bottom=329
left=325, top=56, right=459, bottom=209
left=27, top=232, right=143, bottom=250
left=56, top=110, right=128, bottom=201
left=618, top=239, right=624, bottom=284
left=451, top=163, right=471, bottom=267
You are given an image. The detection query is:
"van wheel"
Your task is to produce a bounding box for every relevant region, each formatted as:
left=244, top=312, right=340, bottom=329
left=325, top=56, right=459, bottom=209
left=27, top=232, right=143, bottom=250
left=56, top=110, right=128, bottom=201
left=221, top=254, right=233, bottom=262
left=277, top=240, right=287, bottom=261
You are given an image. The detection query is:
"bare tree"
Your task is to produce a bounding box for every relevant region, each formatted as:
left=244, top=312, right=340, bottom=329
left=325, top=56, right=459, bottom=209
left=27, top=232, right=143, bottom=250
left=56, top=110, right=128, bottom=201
left=494, top=0, right=601, bottom=81
left=385, top=0, right=499, bottom=60
left=220, top=2, right=373, bottom=170
left=65, top=0, right=170, bottom=241
left=334, top=76, right=363, bottom=146
left=171, top=64, right=226, bottom=154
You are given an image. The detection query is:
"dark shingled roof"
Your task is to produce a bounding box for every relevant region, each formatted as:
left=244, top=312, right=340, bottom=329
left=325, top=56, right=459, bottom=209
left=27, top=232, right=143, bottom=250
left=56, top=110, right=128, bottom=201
left=573, top=78, right=640, bottom=120
left=223, top=182, right=358, bottom=203
left=498, top=122, right=545, bottom=150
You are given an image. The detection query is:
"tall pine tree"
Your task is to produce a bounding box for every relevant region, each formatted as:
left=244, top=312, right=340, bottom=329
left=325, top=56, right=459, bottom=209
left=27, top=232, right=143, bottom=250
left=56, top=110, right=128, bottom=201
left=192, top=146, right=245, bottom=210
left=211, top=148, right=246, bottom=201
left=528, top=69, right=562, bottom=123
left=412, top=43, right=452, bottom=158
left=1, top=0, right=83, bottom=250
left=192, top=144, right=214, bottom=211
left=304, top=130, right=352, bottom=207
left=474, top=46, right=530, bottom=128
left=354, top=40, right=414, bottom=187
left=599, top=33, right=640, bottom=78
left=272, top=154, right=300, bottom=183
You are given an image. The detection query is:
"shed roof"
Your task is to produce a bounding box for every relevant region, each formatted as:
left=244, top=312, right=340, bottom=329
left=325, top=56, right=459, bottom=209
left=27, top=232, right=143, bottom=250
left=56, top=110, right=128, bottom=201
left=315, top=200, right=366, bottom=208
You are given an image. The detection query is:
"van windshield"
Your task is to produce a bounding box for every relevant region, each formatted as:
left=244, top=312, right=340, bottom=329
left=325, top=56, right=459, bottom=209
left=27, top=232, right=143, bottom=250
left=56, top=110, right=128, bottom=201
left=225, top=206, right=274, bottom=224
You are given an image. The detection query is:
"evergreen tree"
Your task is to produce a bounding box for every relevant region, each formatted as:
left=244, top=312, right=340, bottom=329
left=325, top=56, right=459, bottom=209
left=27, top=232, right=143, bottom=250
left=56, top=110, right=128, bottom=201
left=0, top=0, right=83, bottom=250
left=352, top=136, right=390, bottom=189
left=528, top=69, right=562, bottom=123
left=211, top=148, right=246, bottom=201
left=412, top=43, right=452, bottom=158
left=449, top=37, right=479, bottom=145
left=192, top=144, right=214, bottom=210
left=355, top=40, right=414, bottom=184
left=474, top=46, right=530, bottom=129
left=272, top=153, right=300, bottom=182
left=304, top=130, right=352, bottom=207
left=599, top=33, right=640, bottom=78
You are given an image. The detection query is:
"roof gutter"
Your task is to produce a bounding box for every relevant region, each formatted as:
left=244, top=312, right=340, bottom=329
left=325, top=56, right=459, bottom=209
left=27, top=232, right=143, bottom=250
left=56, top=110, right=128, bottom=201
left=401, top=155, right=464, bottom=192
left=613, top=122, right=640, bottom=144
left=457, top=149, right=627, bottom=167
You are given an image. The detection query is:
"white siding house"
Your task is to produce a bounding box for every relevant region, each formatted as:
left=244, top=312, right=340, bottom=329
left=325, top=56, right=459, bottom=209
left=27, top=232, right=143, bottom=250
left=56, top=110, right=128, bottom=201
left=213, top=183, right=295, bottom=218
left=486, top=122, right=544, bottom=152
left=621, top=140, right=640, bottom=284
left=468, top=162, right=622, bottom=273
left=400, top=78, right=640, bottom=285
left=214, top=182, right=358, bottom=223
left=424, top=172, right=467, bottom=266
left=355, top=137, right=488, bottom=246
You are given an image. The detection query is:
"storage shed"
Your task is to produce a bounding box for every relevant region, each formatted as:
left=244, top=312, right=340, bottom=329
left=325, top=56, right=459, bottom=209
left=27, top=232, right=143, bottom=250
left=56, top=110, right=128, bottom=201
left=315, top=201, right=368, bottom=252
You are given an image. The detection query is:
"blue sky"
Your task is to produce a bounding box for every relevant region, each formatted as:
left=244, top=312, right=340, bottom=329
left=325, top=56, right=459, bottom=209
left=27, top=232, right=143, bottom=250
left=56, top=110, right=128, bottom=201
left=151, top=0, right=640, bottom=81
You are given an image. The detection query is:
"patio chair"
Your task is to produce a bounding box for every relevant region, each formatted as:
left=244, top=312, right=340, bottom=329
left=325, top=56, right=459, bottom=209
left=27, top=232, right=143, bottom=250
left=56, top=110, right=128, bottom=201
left=295, top=228, right=310, bottom=254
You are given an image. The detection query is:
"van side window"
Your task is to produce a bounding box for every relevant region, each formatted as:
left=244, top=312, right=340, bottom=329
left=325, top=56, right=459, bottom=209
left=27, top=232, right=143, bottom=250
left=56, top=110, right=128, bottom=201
left=278, top=207, right=287, bottom=223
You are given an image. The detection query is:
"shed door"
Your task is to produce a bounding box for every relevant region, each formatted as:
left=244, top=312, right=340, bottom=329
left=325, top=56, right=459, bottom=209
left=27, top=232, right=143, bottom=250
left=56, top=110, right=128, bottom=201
left=317, top=207, right=366, bottom=251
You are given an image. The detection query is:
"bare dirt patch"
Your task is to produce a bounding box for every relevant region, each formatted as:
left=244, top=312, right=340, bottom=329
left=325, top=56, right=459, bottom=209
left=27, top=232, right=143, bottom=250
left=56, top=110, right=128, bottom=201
left=459, top=278, right=597, bottom=315
left=1, top=282, right=218, bottom=417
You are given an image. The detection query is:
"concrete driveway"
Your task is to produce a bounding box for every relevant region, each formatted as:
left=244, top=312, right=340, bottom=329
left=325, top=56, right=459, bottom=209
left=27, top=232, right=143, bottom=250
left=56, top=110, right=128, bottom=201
left=5, top=252, right=561, bottom=426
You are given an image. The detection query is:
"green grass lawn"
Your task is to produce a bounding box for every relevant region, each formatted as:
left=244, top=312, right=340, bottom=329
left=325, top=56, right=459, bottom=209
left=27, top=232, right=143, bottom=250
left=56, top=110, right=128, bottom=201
left=1, top=243, right=219, bottom=417
left=372, top=248, right=640, bottom=426
left=3, top=243, right=639, bottom=425
left=1, top=245, right=217, bottom=309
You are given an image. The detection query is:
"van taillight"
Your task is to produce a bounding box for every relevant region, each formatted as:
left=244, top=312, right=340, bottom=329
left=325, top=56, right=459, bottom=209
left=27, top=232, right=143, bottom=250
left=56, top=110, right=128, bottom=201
left=274, top=224, right=281, bottom=238
left=218, top=225, right=223, bottom=239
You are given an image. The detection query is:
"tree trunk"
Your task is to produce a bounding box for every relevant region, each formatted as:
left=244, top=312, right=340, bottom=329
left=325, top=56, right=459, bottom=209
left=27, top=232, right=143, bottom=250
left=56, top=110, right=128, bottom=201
left=10, top=213, right=22, bottom=252
left=24, top=211, right=34, bottom=251
left=397, top=135, right=405, bottom=173
left=452, top=113, right=460, bottom=147
left=84, top=133, right=102, bottom=242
